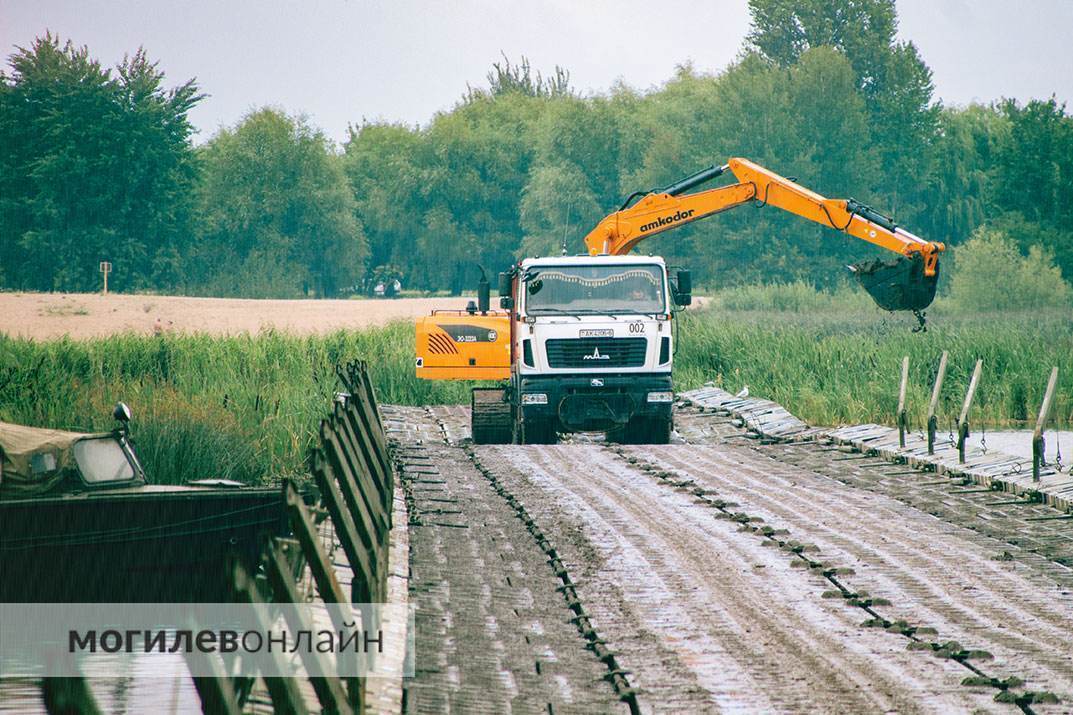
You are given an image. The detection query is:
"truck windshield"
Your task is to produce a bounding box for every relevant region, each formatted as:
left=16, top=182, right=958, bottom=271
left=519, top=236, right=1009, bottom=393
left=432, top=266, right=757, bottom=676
left=525, top=264, right=666, bottom=315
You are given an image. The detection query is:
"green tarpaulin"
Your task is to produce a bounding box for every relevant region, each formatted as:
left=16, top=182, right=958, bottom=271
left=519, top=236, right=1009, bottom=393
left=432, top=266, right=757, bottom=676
left=0, top=422, right=107, bottom=497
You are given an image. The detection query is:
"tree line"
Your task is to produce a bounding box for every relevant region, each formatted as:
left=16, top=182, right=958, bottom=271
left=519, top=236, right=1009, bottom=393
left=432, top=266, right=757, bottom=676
left=2, top=0, right=1071, bottom=298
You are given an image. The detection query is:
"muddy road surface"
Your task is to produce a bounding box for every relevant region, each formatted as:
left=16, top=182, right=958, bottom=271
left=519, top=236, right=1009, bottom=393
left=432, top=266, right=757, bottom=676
left=384, top=404, right=1073, bottom=714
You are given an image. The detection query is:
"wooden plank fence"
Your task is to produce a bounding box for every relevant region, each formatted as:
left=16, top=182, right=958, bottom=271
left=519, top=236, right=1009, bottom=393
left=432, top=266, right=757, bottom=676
left=45, top=360, right=396, bottom=715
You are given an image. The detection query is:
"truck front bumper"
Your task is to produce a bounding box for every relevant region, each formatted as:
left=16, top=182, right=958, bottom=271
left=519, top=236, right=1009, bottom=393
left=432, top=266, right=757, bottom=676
left=518, top=373, right=673, bottom=432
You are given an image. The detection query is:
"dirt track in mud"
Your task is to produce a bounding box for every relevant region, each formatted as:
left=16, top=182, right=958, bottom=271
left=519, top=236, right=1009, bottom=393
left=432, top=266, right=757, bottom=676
left=387, top=404, right=1073, bottom=714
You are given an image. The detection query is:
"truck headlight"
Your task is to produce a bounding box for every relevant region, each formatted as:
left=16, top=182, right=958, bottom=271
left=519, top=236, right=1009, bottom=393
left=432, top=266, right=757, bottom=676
left=521, top=393, right=548, bottom=405
left=646, top=391, right=674, bottom=403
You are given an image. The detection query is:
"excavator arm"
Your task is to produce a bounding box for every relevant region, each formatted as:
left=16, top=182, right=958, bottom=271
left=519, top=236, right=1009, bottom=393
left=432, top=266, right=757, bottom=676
left=583, top=157, right=945, bottom=313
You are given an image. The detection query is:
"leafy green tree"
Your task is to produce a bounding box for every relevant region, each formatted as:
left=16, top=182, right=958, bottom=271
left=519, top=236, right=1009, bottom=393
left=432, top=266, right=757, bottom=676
left=994, top=98, right=1073, bottom=226
left=867, top=41, right=939, bottom=219
left=0, top=34, right=200, bottom=292
left=988, top=98, right=1073, bottom=279
left=530, top=96, right=626, bottom=204
left=13, top=16, right=1067, bottom=301
left=746, top=0, right=897, bottom=92
left=987, top=212, right=1073, bottom=286
left=623, top=51, right=880, bottom=288
left=519, top=163, right=600, bottom=256
left=950, top=227, right=1071, bottom=310
left=342, top=122, right=425, bottom=283
left=466, top=55, right=572, bottom=101
left=921, top=105, right=1007, bottom=246
left=346, top=88, right=546, bottom=293
left=786, top=47, right=876, bottom=195
left=746, top=0, right=939, bottom=223
left=193, top=109, right=367, bottom=297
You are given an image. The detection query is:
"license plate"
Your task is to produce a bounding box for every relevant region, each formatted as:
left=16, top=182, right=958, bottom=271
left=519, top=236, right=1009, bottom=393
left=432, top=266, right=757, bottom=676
left=579, top=329, right=613, bottom=338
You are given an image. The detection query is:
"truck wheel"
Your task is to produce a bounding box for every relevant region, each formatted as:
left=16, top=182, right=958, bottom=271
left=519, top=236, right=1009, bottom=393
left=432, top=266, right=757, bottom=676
left=612, top=417, right=671, bottom=445
left=518, top=418, right=558, bottom=445
left=608, top=420, right=645, bottom=444
left=644, top=417, right=672, bottom=445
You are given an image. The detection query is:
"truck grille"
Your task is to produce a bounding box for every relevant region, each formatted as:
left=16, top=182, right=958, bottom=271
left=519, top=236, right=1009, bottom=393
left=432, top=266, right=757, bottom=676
left=544, top=338, right=647, bottom=369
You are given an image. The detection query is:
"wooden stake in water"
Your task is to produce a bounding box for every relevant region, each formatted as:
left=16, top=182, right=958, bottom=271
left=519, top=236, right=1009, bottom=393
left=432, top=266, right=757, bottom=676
left=897, top=356, right=909, bottom=448
left=927, top=351, right=948, bottom=455
left=956, top=359, right=983, bottom=464
left=1033, top=367, right=1059, bottom=481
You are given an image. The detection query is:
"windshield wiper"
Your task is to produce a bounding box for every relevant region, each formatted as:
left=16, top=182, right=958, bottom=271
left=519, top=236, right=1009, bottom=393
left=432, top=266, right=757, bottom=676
left=571, top=310, right=618, bottom=320
left=528, top=307, right=581, bottom=320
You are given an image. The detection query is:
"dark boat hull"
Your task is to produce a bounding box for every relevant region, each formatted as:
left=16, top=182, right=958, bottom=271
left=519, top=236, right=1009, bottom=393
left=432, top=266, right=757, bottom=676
left=0, top=486, right=287, bottom=603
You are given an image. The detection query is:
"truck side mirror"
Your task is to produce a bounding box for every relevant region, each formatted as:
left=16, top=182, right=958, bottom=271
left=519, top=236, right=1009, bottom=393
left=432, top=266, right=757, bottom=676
left=674, top=269, right=692, bottom=306
left=478, top=274, right=490, bottom=314
left=497, top=272, right=511, bottom=297
left=499, top=296, right=514, bottom=310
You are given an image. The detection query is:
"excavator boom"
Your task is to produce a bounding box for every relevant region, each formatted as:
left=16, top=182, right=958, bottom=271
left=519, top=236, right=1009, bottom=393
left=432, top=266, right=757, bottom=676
left=583, top=157, right=945, bottom=313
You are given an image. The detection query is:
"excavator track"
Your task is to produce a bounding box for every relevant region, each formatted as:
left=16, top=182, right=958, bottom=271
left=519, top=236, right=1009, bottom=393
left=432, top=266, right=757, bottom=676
left=470, top=387, right=512, bottom=444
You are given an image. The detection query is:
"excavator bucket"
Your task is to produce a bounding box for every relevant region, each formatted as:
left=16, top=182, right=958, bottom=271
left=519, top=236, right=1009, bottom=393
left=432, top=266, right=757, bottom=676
left=850, top=254, right=939, bottom=312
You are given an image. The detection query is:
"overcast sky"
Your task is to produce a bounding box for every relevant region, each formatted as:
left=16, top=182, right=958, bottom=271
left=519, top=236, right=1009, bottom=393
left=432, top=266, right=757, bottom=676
left=3, top=0, right=1072, bottom=144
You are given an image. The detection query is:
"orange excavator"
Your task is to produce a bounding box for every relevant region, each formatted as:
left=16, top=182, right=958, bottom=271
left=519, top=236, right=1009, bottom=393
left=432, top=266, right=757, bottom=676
left=415, top=158, right=946, bottom=444
left=584, top=157, right=944, bottom=318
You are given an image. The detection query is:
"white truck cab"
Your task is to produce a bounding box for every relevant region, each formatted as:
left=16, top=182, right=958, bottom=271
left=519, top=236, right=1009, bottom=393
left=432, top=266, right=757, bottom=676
left=503, top=254, right=689, bottom=444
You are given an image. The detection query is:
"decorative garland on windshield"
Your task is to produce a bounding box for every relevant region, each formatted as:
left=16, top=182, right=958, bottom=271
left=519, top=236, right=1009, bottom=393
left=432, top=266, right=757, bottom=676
left=535, top=269, right=659, bottom=288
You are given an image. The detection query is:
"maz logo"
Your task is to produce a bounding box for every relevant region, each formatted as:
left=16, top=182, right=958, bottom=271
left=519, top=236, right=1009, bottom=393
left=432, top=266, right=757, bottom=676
left=583, top=347, right=610, bottom=360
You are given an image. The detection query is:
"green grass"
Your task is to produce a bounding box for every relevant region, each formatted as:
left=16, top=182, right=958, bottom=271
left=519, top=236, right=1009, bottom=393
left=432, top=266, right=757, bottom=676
left=706, top=280, right=871, bottom=313
left=0, top=324, right=469, bottom=486
left=2, top=290, right=1069, bottom=487
left=676, top=302, right=1073, bottom=430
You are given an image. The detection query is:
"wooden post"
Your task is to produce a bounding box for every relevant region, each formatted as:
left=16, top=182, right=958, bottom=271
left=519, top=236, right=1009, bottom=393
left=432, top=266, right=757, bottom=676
left=312, top=449, right=377, bottom=604
left=98, top=261, right=111, bottom=295
left=231, top=559, right=311, bottom=715
left=282, top=480, right=365, bottom=711
left=1033, top=367, right=1059, bottom=482
left=897, top=356, right=909, bottom=448
left=956, top=360, right=983, bottom=464
left=284, top=481, right=349, bottom=610
left=265, top=540, right=354, bottom=715
left=927, top=351, right=948, bottom=455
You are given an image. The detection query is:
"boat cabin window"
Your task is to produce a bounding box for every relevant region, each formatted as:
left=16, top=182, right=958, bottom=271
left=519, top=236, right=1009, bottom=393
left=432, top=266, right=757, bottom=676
left=72, top=436, right=138, bottom=485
